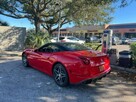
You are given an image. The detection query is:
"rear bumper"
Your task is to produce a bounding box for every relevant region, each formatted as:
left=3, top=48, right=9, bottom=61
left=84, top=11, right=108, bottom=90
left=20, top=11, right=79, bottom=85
left=81, top=69, right=111, bottom=84
left=69, top=67, right=111, bottom=84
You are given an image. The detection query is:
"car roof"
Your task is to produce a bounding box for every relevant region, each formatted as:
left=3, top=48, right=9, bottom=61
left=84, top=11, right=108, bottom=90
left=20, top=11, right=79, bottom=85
left=48, top=42, right=81, bottom=48
left=50, top=42, right=76, bottom=45
left=48, top=42, right=83, bottom=51
left=38, top=42, right=75, bottom=51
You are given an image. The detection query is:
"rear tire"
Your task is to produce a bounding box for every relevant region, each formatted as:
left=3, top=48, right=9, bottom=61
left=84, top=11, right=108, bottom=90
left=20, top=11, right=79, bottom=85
left=53, top=63, right=69, bottom=87
left=22, top=54, right=29, bottom=67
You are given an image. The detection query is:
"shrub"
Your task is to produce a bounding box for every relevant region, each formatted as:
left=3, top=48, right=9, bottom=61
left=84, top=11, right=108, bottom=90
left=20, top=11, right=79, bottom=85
left=130, top=42, right=136, bottom=66
left=25, top=30, right=50, bottom=49
left=85, top=43, right=102, bottom=51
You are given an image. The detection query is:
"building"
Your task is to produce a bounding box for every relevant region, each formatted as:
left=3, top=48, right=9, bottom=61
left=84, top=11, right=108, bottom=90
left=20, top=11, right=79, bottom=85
left=53, top=25, right=104, bottom=40
left=53, top=23, right=136, bottom=39
left=106, top=23, right=136, bottom=39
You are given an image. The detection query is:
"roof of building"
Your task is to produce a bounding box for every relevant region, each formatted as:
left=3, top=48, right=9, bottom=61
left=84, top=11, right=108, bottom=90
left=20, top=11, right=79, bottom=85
left=68, top=25, right=104, bottom=32
left=107, top=23, right=136, bottom=29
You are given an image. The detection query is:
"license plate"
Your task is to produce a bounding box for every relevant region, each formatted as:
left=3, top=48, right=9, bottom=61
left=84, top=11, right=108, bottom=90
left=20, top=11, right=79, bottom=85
left=99, top=65, right=104, bottom=71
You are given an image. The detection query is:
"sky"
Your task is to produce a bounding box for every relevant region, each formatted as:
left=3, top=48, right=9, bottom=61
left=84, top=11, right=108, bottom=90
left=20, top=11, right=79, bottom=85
left=111, top=1, right=136, bottom=24
left=0, top=1, right=136, bottom=29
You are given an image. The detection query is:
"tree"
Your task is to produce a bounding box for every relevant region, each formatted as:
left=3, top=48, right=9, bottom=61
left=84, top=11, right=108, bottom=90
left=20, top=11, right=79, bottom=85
left=0, top=20, right=9, bottom=26
left=0, top=0, right=72, bottom=34
left=0, top=0, right=133, bottom=34
left=0, top=0, right=53, bottom=33
left=68, top=1, right=114, bottom=26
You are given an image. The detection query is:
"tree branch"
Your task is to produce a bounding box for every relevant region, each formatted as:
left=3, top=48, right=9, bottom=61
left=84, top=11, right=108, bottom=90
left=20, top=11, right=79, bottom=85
left=39, top=0, right=52, bottom=12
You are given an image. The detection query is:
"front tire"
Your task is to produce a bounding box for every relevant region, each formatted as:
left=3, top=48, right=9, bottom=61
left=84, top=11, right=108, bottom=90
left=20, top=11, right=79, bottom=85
left=22, top=54, right=29, bottom=67
left=53, top=63, right=69, bottom=87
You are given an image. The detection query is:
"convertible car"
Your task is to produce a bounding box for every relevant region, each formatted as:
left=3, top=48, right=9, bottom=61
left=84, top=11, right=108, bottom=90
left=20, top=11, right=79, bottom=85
left=22, top=42, right=111, bottom=87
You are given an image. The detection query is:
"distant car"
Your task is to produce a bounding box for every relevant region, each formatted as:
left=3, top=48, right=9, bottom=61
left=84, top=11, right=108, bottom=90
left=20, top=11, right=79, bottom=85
left=51, top=37, right=57, bottom=42
left=90, top=36, right=101, bottom=43
left=112, top=37, right=121, bottom=45
left=22, top=42, right=111, bottom=87
left=121, top=38, right=129, bottom=44
left=128, top=38, right=136, bottom=44
left=51, top=36, right=85, bottom=44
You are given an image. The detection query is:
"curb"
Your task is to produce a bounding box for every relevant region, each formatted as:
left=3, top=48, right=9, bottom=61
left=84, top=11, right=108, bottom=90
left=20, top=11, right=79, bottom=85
left=111, top=65, right=136, bottom=74
left=0, top=54, right=22, bottom=57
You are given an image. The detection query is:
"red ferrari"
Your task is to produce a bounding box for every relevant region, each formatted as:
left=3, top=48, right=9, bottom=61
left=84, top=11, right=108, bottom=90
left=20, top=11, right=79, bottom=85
left=22, top=42, right=111, bottom=87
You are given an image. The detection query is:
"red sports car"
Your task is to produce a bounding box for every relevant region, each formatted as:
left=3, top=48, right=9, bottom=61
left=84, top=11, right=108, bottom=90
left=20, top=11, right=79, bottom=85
left=22, top=42, right=111, bottom=87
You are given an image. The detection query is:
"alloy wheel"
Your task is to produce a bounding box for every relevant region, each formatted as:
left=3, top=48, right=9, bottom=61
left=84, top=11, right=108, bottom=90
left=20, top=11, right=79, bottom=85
left=53, top=63, right=69, bottom=87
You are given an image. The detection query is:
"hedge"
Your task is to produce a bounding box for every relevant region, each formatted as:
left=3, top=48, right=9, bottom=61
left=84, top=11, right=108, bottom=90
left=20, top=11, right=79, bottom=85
left=84, top=43, right=102, bottom=51
left=130, top=42, right=136, bottom=66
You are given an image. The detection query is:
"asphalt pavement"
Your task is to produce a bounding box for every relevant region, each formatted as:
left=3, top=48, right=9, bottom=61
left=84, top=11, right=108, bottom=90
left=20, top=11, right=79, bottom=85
left=0, top=56, right=136, bottom=102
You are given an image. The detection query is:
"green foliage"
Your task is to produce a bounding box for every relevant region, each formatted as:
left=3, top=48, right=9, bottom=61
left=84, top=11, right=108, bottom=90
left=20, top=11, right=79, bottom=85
left=85, top=43, right=102, bottom=51
left=0, top=20, right=9, bottom=26
left=0, top=0, right=116, bottom=34
left=25, top=30, right=50, bottom=48
left=0, top=0, right=132, bottom=34
left=130, top=42, right=136, bottom=66
left=71, top=1, right=114, bottom=25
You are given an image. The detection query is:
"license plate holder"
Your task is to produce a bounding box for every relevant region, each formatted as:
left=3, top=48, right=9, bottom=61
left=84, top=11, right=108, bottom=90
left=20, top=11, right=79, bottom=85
left=99, top=65, right=104, bottom=71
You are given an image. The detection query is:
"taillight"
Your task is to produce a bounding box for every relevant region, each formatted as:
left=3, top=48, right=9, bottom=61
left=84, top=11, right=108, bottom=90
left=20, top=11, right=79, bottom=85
left=103, top=55, right=109, bottom=64
left=79, top=56, right=90, bottom=65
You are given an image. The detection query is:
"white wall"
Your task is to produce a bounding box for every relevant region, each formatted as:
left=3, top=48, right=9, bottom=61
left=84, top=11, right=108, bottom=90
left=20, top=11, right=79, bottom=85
left=0, top=26, right=26, bottom=51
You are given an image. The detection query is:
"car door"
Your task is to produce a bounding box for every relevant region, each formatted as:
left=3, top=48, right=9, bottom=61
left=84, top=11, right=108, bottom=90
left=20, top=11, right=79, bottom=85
left=28, top=50, right=43, bottom=70
left=33, top=44, right=53, bottom=73
left=35, top=44, right=62, bottom=75
left=27, top=44, right=51, bottom=71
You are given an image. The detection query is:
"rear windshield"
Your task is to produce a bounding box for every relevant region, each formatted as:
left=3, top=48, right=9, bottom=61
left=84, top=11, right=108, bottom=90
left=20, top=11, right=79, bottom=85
left=61, top=43, right=91, bottom=51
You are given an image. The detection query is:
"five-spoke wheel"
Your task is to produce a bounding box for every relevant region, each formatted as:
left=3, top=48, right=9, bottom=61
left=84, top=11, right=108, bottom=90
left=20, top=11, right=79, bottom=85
left=53, top=63, right=69, bottom=87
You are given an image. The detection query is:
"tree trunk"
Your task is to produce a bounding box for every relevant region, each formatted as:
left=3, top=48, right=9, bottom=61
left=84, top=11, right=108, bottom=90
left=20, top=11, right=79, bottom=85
left=34, top=17, right=40, bottom=34
left=35, top=22, right=40, bottom=34
left=47, top=26, right=53, bottom=37
left=47, top=29, right=53, bottom=37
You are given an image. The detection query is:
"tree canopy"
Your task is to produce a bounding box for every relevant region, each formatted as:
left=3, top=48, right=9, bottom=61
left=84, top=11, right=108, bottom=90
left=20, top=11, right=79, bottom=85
left=0, top=0, right=134, bottom=34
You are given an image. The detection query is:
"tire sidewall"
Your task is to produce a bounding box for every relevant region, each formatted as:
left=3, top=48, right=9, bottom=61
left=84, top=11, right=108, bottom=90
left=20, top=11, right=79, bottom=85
left=53, top=63, right=69, bottom=87
left=22, top=54, right=29, bottom=67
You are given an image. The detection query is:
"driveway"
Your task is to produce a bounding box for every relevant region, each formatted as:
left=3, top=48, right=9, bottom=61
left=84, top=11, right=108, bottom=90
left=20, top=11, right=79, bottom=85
left=0, top=56, right=136, bottom=102
left=112, top=45, right=130, bottom=52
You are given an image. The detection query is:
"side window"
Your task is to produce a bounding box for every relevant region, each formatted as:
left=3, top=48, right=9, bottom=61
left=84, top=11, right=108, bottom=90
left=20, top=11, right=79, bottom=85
left=50, top=45, right=61, bottom=52
left=42, top=46, right=53, bottom=53
left=40, top=44, right=61, bottom=52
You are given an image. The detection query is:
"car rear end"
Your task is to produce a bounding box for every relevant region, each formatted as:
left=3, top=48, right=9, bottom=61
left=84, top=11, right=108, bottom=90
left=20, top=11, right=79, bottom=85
left=83, top=55, right=110, bottom=83
left=68, top=53, right=111, bottom=84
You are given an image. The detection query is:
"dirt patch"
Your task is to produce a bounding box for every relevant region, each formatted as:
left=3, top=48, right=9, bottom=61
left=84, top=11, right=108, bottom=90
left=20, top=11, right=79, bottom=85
left=113, top=69, right=136, bottom=82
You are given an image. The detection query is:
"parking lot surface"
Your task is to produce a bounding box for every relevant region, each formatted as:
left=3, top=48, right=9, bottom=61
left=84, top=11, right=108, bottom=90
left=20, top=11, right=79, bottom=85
left=0, top=56, right=136, bottom=102
left=112, top=45, right=130, bottom=52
